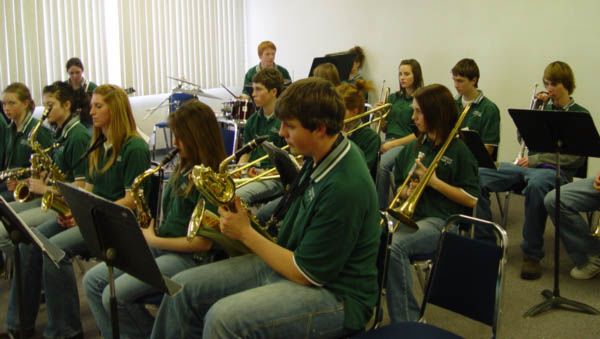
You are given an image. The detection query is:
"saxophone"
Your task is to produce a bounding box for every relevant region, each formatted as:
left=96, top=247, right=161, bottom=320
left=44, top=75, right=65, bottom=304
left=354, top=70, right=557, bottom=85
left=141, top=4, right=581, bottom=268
left=130, top=148, right=179, bottom=229
left=187, top=136, right=275, bottom=257
left=14, top=106, right=60, bottom=202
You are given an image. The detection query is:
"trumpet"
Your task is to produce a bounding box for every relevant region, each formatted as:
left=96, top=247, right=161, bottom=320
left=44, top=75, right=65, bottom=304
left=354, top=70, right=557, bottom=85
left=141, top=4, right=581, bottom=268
left=187, top=137, right=274, bottom=256
left=514, top=84, right=548, bottom=164
left=388, top=103, right=472, bottom=230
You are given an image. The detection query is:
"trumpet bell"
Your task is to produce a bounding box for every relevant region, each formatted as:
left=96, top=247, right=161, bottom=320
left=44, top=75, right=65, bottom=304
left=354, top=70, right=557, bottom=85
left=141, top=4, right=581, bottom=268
left=387, top=201, right=418, bottom=231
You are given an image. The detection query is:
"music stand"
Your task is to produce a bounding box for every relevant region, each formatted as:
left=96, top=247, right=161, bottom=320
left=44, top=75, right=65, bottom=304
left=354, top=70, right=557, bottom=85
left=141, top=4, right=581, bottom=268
left=262, top=141, right=300, bottom=188
left=56, top=182, right=181, bottom=339
left=309, top=52, right=356, bottom=81
left=460, top=129, right=496, bottom=169
left=0, top=197, right=65, bottom=339
left=508, top=108, right=600, bottom=317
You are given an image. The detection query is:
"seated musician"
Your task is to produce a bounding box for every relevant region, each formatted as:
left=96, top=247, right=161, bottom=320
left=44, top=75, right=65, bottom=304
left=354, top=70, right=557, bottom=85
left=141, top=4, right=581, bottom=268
left=1, top=82, right=91, bottom=338
left=236, top=68, right=287, bottom=205
left=313, top=62, right=342, bottom=86
left=255, top=78, right=380, bottom=225
left=347, top=46, right=366, bottom=84
left=544, top=173, right=600, bottom=280
left=452, top=58, right=500, bottom=156
left=451, top=58, right=500, bottom=241
left=0, top=83, right=53, bottom=203
left=376, top=59, right=424, bottom=208
left=150, top=77, right=380, bottom=339
left=64, top=57, right=97, bottom=128
left=83, top=100, right=226, bottom=338
left=337, top=80, right=380, bottom=171
left=242, top=41, right=291, bottom=96
left=476, top=61, right=588, bottom=280
left=24, top=85, right=149, bottom=339
left=386, top=84, right=479, bottom=323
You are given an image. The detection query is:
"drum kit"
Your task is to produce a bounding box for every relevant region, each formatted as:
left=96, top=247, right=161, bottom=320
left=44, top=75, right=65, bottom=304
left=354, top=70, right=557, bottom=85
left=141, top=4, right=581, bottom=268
left=144, top=76, right=223, bottom=119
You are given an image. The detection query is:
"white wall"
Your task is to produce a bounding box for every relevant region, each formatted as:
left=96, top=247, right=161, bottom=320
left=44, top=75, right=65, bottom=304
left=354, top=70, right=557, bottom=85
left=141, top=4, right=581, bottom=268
left=245, top=0, right=600, bottom=174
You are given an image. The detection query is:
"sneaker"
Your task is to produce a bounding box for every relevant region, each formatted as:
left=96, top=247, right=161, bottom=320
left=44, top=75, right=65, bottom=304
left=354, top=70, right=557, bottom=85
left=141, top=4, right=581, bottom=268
left=570, top=255, right=600, bottom=280
left=520, top=257, right=542, bottom=280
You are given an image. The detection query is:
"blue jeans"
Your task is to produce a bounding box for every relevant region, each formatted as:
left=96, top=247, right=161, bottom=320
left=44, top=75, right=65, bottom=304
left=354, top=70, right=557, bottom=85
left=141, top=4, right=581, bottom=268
left=376, top=146, right=403, bottom=209
left=256, top=196, right=281, bottom=224
left=83, top=249, right=200, bottom=339
left=0, top=199, right=45, bottom=250
left=5, top=216, right=63, bottom=333
left=41, top=223, right=87, bottom=338
left=476, top=163, right=567, bottom=261
left=151, top=254, right=348, bottom=339
left=386, top=217, right=445, bottom=323
left=544, top=177, right=600, bottom=266
left=236, top=179, right=283, bottom=205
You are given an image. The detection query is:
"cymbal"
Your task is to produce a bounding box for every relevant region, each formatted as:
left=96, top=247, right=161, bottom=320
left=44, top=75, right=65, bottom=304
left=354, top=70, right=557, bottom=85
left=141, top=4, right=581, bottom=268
left=168, top=76, right=222, bottom=100
left=167, top=75, right=201, bottom=88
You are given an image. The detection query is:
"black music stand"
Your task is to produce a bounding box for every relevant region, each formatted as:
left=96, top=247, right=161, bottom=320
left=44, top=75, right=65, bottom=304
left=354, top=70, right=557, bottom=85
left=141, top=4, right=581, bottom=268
left=56, top=182, right=182, bottom=339
left=0, top=197, right=65, bottom=339
left=262, top=141, right=300, bottom=188
left=508, top=108, right=600, bottom=317
left=460, top=129, right=496, bottom=170
left=309, top=52, right=356, bottom=81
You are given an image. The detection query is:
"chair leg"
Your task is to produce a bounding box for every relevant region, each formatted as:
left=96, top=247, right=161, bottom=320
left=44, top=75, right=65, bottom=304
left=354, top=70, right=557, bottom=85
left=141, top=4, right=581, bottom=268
left=73, top=256, right=87, bottom=275
left=413, top=260, right=432, bottom=293
left=502, top=192, right=511, bottom=229
left=151, top=126, right=158, bottom=160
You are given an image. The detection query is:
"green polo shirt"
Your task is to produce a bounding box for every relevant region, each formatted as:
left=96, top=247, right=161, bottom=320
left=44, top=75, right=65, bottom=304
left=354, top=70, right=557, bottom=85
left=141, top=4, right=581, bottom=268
left=52, top=118, right=91, bottom=182
left=5, top=113, right=53, bottom=169
left=456, top=91, right=500, bottom=146
left=348, top=126, right=381, bottom=171
left=157, top=168, right=218, bottom=238
left=242, top=108, right=286, bottom=168
left=243, top=64, right=291, bottom=95
left=87, top=135, right=150, bottom=201
left=394, top=137, right=479, bottom=221
left=0, top=115, right=7, bottom=169
left=386, top=92, right=414, bottom=140
left=277, top=136, right=380, bottom=331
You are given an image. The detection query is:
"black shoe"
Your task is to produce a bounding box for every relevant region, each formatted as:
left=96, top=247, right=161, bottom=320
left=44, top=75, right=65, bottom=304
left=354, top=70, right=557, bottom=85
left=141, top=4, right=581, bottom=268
left=520, top=257, right=542, bottom=280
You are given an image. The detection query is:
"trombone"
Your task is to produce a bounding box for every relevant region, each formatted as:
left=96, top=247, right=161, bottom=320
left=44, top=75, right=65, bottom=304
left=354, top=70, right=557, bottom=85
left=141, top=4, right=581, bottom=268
left=344, top=103, right=391, bottom=135
left=229, top=104, right=391, bottom=187
left=387, top=103, right=472, bottom=231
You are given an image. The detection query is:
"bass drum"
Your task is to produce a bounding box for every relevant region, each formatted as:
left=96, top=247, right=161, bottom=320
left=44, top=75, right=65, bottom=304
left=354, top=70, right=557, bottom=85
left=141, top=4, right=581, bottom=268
left=221, top=99, right=255, bottom=122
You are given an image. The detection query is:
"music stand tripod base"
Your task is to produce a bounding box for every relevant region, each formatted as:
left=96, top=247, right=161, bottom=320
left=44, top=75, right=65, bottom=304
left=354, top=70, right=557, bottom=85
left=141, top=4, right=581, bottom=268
left=524, top=289, right=600, bottom=317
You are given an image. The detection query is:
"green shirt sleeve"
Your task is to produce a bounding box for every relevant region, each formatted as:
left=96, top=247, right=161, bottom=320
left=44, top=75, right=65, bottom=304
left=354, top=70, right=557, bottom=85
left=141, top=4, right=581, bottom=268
left=67, top=129, right=91, bottom=180
left=122, top=138, right=151, bottom=189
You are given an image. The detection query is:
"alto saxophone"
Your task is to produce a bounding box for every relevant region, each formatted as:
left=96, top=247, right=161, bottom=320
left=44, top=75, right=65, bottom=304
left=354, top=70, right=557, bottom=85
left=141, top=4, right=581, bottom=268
left=14, top=106, right=55, bottom=202
left=130, top=148, right=179, bottom=229
left=187, top=136, right=275, bottom=257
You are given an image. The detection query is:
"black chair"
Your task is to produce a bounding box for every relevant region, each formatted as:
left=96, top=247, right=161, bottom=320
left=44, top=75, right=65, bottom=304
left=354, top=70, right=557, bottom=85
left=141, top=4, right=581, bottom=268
left=355, top=214, right=508, bottom=339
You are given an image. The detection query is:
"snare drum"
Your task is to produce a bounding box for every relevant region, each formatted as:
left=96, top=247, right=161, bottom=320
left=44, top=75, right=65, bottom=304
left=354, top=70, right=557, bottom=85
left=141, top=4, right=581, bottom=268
left=169, top=91, right=197, bottom=114
left=221, top=99, right=255, bottom=121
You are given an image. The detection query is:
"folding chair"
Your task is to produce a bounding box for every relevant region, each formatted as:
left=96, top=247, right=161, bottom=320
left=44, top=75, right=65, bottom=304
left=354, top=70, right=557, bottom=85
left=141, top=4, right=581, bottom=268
left=355, top=214, right=508, bottom=339
left=219, top=119, right=240, bottom=156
